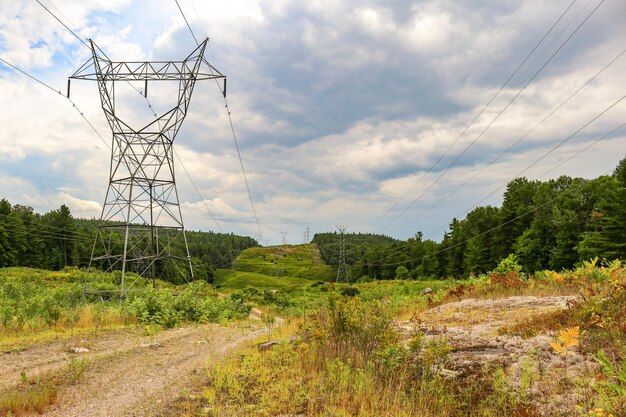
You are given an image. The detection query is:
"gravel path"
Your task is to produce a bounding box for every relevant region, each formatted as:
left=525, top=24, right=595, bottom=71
left=1, top=322, right=263, bottom=417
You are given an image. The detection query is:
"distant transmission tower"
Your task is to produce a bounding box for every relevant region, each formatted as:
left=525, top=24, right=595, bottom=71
left=280, top=232, right=287, bottom=245
left=303, top=226, right=311, bottom=243
left=336, top=225, right=349, bottom=283
left=70, top=39, right=225, bottom=296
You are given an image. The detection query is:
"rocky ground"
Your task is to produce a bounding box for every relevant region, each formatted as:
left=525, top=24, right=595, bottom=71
left=396, top=295, right=599, bottom=416
left=1, top=296, right=603, bottom=416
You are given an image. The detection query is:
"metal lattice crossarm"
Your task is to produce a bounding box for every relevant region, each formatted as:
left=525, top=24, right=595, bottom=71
left=70, top=39, right=225, bottom=82
left=71, top=38, right=225, bottom=297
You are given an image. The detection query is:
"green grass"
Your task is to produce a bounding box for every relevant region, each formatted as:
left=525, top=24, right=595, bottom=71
left=233, top=244, right=333, bottom=281
left=214, top=269, right=316, bottom=291
left=0, top=266, right=249, bottom=346
left=217, top=244, right=455, bottom=316
left=171, top=259, right=626, bottom=417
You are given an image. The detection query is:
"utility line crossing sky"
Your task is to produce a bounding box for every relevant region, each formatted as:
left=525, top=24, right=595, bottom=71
left=0, top=0, right=624, bottom=245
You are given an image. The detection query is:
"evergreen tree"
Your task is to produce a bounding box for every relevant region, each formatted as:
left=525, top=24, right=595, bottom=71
left=0, top=199, right=18, bottom=267
left=495, top=178, right=539, bottom=260
left=42, top=204, right=77, bottom=268
left=462, top=206, right=500, bottom=275
left=577, top=156, right=626, bottom=260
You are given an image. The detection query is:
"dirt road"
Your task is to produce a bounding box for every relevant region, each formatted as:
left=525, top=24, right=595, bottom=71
left=1, top=322, right=263, bottom=416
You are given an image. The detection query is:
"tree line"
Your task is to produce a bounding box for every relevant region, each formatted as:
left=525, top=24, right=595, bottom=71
left=0, top=200, right=258, bottom=280
left=314, top=155, right=626, bottom=280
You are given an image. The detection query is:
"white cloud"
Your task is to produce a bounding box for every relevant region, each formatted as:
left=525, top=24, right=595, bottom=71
left=0, top=0, right=624, bottom=244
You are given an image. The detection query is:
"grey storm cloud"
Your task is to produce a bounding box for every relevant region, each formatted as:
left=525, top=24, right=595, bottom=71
left=0, top=0, right=625, bottom=244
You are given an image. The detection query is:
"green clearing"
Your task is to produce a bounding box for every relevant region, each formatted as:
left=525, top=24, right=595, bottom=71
left=11, top=243, right=626, bottom=416
left=215, top=244, right=453, bottom=316
left=232, top=244, right=333, bottom=281
left=214, top=269, right=314, bottom=291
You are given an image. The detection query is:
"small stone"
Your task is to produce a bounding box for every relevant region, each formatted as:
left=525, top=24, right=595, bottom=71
left=422, top=287, right=434, bottom=296
left=68, top=347, right=90, bottom=353
left=438, top=368, right=460, bottom=379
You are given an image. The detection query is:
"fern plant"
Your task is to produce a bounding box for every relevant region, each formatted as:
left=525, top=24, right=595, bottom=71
left=550, top=326, right=580, bottom=355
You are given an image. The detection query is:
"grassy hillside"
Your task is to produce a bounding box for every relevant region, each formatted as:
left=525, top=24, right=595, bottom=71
left=214, top=269, right=315, bottom=291
left=216, top=244, right=454, bottom=318
left=232, top=244, right=333, bottom=281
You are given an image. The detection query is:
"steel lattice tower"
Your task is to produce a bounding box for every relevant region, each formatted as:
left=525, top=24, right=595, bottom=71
left=70, top=39, right=225, bottom=296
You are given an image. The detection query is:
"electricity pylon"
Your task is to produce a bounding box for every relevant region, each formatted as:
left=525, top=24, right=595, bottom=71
left=70, top=39, right=225, bottom=296
left=280, top=232, right=287, bottom=245
left=336, top=225, right=348, bottom=283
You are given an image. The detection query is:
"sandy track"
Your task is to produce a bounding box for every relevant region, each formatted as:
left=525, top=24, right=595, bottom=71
left=1, top=323, right=263, bottom=417
left=1, top=328, right=148, bottom=388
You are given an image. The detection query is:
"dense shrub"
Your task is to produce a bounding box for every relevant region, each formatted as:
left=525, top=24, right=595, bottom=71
left=126, top=283, right=251, bottom=328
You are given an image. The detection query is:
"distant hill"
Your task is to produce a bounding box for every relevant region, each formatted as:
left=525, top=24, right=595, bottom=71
left=214, top=243, right=334, bottom=290
left=233, top=244, right=333, bottom=281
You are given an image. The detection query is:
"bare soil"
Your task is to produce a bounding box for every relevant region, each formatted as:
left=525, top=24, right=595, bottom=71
left=397, top=295, right=599, bottom=415
left=2, top=296, right=599, bottom=416
left=0, top=322, right=263, bottom=417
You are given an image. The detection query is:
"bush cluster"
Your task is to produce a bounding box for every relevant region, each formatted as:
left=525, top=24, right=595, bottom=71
left=126, top=282, right=251, bottom=328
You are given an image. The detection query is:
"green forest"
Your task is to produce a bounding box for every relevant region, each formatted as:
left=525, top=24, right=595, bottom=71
left=315, top=155, right=626, bottom=280
left=1, top=155, right=624, bottom=283
left=0, top=201, right=258, bottom=279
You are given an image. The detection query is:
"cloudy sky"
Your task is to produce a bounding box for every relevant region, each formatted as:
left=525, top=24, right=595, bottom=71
left=0, top=0, right=624, bottom=245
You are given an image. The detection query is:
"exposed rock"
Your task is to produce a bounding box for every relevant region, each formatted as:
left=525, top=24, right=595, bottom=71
left=68, top=347, right=90, bottom=354
left=421, top=287, right=434, bottom=296
left=436, top=367, right=460, bottom=379
left=257, top=340, right=280, bottom=350
left=396, top=295, right=594, bottom=416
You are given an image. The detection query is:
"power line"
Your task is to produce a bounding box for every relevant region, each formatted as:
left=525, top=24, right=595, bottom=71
left=508, top=0, right=596, bottom=88
left=333, top=95, right=625, bottom=265
left=174, top=0, right=199, bottom=46
left=0, top=211, right=93, bottom=239
left=225, top=99, right=265, bottom=243
left=537, top=123, right=625, bottom=179
left=37, top=0, right=156, bottom=119
left=387, top=47, right=625, bottom=235
left=345, top=44, right=624, bottom=261
left=422, top=120, right=626, bottom=240
left=172, top=0, right=265, bottom=242
left=383, top=0, right=606, bottom=233
left=374, top=0, right=583, bottom=234
left=359, top=165, right=615, bottom=268
left=35, top=0, right=88, bottom=48
left=369, top=0, right=525, bottom=229
left=0, top=57, right=110, bottom=150
left=189, top=0, right=208, bottom=38
left=173, top=149, right=223, bottom=232
left=0, top=213, right=94, bottom=243
left=331, top=0, right=591, bottom=257
left=0, top=57, right=60, bottom=95
left=422, top=94, right=625, bottom=235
